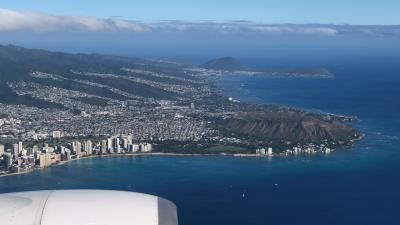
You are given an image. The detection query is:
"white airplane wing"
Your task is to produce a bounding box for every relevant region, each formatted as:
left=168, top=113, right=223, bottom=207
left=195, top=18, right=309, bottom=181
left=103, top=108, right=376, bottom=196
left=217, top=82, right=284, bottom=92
left=0, top=190, right=178, bottom=225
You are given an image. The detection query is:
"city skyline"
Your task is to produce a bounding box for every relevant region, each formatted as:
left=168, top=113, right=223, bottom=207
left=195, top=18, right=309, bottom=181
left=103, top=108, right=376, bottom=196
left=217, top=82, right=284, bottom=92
left=0, top=134, right=154, bottom=175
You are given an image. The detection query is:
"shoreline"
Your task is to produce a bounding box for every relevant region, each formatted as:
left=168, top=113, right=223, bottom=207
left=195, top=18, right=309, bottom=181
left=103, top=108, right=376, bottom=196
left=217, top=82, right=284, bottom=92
left=0, top=149, right=347, bottom=178
left=0, top=133, right=363, bottom=178
left=0, top=152, right=238, bottom=177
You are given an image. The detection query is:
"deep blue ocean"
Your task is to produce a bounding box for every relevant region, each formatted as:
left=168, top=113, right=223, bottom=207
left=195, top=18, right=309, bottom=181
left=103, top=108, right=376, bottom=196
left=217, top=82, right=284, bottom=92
left=1, top=55, right=400, bottom=225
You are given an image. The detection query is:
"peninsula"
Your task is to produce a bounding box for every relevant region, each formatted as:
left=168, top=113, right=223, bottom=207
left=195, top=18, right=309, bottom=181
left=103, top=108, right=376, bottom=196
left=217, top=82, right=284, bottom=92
left=0, top=45, right=362, bottom=175
left=202, top=57, right=334, bottom=78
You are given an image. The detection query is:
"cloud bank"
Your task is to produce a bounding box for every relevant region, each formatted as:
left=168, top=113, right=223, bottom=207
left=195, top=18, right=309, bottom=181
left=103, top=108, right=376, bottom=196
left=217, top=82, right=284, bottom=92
left=0, top=8, right=399, bottom=37
left=0, top=8, right=149, bottom=32
left=149, top=20, right=339, bottom=36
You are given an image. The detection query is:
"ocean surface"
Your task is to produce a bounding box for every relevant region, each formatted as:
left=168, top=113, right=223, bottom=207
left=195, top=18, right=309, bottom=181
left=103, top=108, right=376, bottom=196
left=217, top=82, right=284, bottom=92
left=1, top=55, right=400, bottom=225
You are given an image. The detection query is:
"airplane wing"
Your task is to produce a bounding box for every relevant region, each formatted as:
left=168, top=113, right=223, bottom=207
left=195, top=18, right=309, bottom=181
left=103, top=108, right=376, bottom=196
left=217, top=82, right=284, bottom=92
left=0, top=190, right=178, bottom=225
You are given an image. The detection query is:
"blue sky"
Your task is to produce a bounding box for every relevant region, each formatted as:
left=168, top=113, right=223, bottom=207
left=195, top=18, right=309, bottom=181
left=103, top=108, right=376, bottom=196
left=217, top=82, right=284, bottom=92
left=1, top=0, right=399, bottom=25
left=0, top=1, right=399, bottom=60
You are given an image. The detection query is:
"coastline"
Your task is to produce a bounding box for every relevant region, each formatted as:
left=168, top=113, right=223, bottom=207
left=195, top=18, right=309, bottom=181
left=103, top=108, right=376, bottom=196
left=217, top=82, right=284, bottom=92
left=0, top=152, right=240, bottom=178
left=0, top=55, right=362, bottom=177
left=0, top=149, right=346, bottom=178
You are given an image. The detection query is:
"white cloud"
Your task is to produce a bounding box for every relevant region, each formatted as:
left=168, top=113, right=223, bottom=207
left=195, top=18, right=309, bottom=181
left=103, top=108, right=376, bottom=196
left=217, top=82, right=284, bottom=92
left=0, top=8, right=338, bottom=36
left=247, top=26, right=338, bottom=36
left=149, top=21, right=339, bottom=36
left=1, top=8, right=398, bottom=37
left=0, top=8, right=149, bottom=32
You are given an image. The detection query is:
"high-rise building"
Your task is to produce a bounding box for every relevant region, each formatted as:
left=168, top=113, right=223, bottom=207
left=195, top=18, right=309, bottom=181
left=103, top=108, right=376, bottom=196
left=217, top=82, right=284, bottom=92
left=113, top=138, right=120, bottom=151
left=65, top=150, right=72, bottom=160
left=12, top=144, right=19, bottom=158
left=131, top=144, right=139, bottom=153
left=107, top=138, right=113, bottom=152
left=267, top=147, right=273, bottom=156
left=3, top=153, right=13, bottom=169
left=140, top=143, right=152, bottom=152
left=84, top=140, right=93, bottom=155
left=18, top=141, right=23, bottom=154
left=101, top=140, right=107, bottom=154
left=256, top=148, right=266, bottom=155
left=39, top=154, right=47, bottom=168
left=39, top=153, right=52, bottom=168
left=122, top=138, right=129, bottom=150
left=73, top=141, right=82, bottom=156
left=0, top=144, right=4, bottom=155
left=146, top=144, right=153, bottom=152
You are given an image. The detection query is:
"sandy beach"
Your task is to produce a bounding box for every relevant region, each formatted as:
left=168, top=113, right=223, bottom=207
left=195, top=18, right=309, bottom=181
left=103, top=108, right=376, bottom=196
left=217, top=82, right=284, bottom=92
left=0, top=152, right=255, bottom=177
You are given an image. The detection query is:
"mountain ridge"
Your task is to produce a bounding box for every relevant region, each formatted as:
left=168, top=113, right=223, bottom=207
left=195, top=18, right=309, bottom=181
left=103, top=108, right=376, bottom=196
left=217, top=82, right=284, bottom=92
left=202, top=57, right=251, bottom=71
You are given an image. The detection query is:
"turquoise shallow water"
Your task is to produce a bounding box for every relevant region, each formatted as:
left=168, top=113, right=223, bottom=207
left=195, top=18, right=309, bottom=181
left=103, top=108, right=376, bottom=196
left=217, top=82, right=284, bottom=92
left=1, top=56, right=400, bottom=225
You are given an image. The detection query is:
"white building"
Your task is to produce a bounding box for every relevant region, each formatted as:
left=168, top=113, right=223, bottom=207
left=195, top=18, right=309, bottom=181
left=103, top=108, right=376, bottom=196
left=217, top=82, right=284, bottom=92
left=18, top=141, right=23, bottom=154
left=84, top=140, right=93, bottom=155
left=107, top=138, right=114, bottom=152
left=131, top=144, right=140, bottom=153
left=52, top=131, right=62, bottom=139
left=0, top=144, right=4, bottom=155
left=256, top=148, right=266, bottom=155
left=140, top=143, right=153, bottom=152
left=267, top=147, right=273, bottom=156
